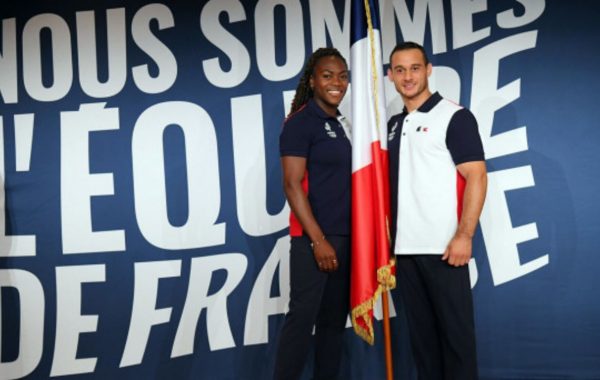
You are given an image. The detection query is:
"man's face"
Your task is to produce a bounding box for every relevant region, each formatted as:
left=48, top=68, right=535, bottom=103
left=387, top=48, right=432, bottom=102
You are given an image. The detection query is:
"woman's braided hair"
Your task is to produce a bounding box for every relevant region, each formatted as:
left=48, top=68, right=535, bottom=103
left=288, top=47, right=348, bottom=117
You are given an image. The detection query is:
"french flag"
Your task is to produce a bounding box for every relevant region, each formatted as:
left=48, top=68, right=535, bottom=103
left=349, top=0, right=396, bottom=345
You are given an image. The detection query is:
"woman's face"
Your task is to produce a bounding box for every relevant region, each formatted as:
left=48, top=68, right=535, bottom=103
left=310, top=56, right=349, bottom=116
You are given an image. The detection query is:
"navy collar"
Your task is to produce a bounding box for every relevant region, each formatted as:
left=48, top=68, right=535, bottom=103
left=307, top=98, right=341, bottom=120
left=402, top=92, right=443, bottom=115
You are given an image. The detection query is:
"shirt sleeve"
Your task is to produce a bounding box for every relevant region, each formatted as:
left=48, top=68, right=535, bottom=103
left=279, top=115, right=311, bottom=158
left=446, top=108, right=485, bottom=165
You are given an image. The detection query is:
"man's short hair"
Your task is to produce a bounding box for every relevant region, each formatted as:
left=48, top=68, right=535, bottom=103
left=389, top=42, right=430, bottom=66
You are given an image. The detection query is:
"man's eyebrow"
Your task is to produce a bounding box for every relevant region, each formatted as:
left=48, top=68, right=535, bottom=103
left=393, top=63, right=422, bottom=69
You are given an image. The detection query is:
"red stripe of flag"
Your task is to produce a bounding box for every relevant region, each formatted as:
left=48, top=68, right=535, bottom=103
left=350, top=0, right=396, bottom=344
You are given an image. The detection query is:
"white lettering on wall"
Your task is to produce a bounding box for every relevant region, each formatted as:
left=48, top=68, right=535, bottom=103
left=0, top=18, right=17, bottom=104
left=131, top=3, right=177, bottom=94
left=120, top=260, right=182, bottom=367
left=172, top=253, right=247, bottom=355
left=497, top=0, right=545, bottom=29
left=201, top=0, right=251, bottom=88
left=243, top=236, right=290, bottom=345
left=0, top=115, right=37, bottom=257
left=480, top=166, right=548, bottom=285
left=309, top=0, right=350, bottom=61
left=50, top=265, right=106, bottom=377
left=380, top=0, right=447, bottom=61
left=231, top=94, right=289, bottom=236
left=470, top=31, right=549, bottom=284
left=60, top=103, right=125, bottom=254
left=76, top=8, right=127, bottom=98
left=450, top=0, right=490, bottom=49
left=255, top=0, right=305, bottom=81
left=471, top=31, right=538, bottom=159
left=0, top=269, right=44, bottom=380
left=131, top=101, right=225, bottom=250
left=22, top=14, right=73, bottom=101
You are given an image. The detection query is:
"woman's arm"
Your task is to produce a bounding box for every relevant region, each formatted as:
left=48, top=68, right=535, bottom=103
left=281, top=156, right=339, bottom=272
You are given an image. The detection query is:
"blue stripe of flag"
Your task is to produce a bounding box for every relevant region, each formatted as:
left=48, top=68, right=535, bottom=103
left=351, top=0, right=381, bottom=46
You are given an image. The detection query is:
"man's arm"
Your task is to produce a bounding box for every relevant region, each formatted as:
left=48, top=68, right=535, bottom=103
left=442, top=160, right=487, bottom=266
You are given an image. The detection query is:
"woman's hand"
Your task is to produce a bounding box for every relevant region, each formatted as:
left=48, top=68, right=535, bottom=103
left=312, top=237, right=338, bottom=272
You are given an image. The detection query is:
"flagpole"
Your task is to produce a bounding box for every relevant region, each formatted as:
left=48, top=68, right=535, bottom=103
left=382, top=291, right=394, bottom=380
left=349, top=0, right=397, bottom=378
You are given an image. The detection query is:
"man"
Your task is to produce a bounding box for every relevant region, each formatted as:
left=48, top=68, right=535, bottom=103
left=387, top=41, right=487, bottom=379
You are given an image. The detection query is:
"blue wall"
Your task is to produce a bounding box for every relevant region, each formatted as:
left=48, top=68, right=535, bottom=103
left=1, top=1, right=599, bottom=379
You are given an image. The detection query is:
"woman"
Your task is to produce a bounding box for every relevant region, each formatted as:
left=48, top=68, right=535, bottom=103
left=273, top=47, right=351, bottom=380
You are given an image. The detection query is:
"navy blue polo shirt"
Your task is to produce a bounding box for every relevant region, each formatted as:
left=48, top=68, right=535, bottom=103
left=279, top=99, right=352, bottom=236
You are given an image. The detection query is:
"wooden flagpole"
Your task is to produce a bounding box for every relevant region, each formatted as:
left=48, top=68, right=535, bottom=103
left=382, top=291, right=394, bottom=380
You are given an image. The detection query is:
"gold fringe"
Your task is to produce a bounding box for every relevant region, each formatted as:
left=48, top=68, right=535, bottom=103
left=351, top=258, right=397, bottom=345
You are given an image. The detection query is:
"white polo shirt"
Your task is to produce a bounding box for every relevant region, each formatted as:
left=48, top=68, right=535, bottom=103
left=387, top=92, right=485, bottom=255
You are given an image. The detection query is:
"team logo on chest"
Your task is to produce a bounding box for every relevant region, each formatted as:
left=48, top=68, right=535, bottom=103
left=388, top=121, right=399, bottom=141
left=416, top=126, right=429, bottom=132
left=324, top=122, right=337, bottom=138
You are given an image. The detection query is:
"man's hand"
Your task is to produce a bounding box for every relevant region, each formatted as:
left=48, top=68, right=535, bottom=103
left=442, top=233, right=472, bottom=267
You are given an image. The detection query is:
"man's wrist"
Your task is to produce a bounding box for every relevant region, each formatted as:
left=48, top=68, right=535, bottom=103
left=455, top=230, right=473, bottom=239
